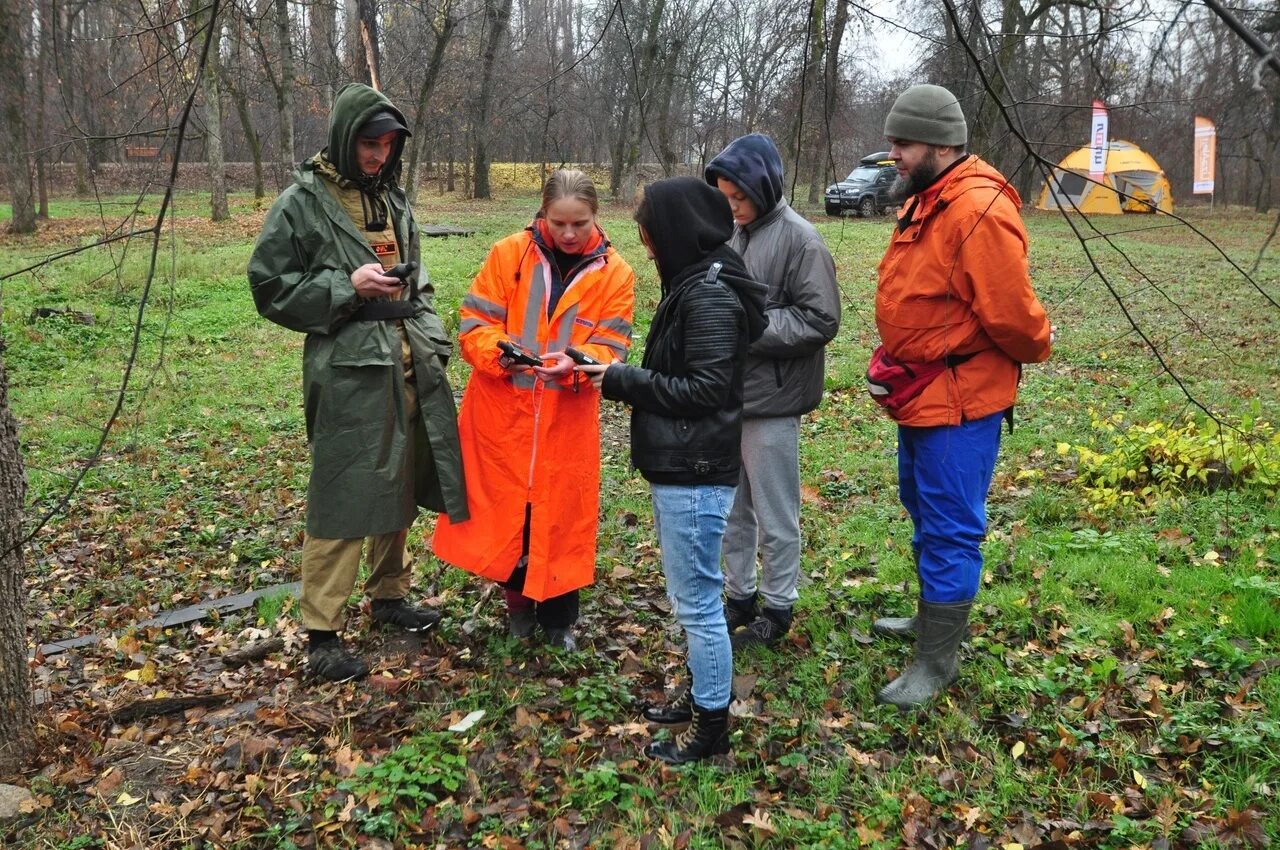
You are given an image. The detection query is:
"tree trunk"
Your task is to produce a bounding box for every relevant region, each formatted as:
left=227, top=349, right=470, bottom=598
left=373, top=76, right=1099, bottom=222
left=405, top=2, right=457, bottom=202
left=608, top=97, right=633, bottom=198
left=231, top=84, right=265, bottom=199
left=653, top=35, right=686, bottom=177
left=810, top=0, right=848, bottom=204
left=1, top=0, right=36, bottom=234
left=446, top=135, right=456, bottom=193
left=0, top=348, right=32, bottom=775
left=55, top=3, right=90, bottom=197
left=225, top=11, right=264, bottom=199
left=626, top=0, right=668, bottom=177
left=344, top=0, right=368, bottom=85
left=274, top=0, right=296, bottom=170
left=196, top=4, right=229, bottom=221
left=357, top=0, right=381, bottom=89
left=34, top=0, right=49, bottom=219
left=472, top=0, right=513, bottom=199
left=310, top=0, right=340, bottom=110
left=789, top=0, right=824, bottom=205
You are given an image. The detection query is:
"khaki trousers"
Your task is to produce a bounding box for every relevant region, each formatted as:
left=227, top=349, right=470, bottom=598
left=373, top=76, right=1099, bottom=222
left=300, top=530, right=412, bottom=631
left=301, top=329, right=419, bottom=632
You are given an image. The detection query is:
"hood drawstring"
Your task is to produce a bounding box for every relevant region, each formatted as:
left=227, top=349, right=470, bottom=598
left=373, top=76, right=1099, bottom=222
left=514, top=237, right=535, bottom=284
left=359, top=187, right=388, bottom=232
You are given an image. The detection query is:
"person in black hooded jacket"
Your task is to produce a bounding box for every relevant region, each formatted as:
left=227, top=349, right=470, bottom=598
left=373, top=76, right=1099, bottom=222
left=578, top=177, right=767, bottom=764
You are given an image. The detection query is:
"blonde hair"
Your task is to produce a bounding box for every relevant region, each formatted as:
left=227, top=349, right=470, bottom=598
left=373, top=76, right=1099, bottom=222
left=542, top=169, right=599, bottom=215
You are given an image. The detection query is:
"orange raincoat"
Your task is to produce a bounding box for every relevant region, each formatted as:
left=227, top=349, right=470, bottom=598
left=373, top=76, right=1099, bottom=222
left=876, top=156, right=1051, bottom=427
left=432, top=222, right=635, bottom=600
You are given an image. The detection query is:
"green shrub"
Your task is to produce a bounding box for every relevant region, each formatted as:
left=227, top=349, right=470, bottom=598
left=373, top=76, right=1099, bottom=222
left=1061, top=409, right=1280, bottom=514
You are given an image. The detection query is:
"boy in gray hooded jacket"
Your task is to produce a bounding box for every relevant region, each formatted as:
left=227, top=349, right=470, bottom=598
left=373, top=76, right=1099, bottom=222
left=705, top=134, right=841, bottom=650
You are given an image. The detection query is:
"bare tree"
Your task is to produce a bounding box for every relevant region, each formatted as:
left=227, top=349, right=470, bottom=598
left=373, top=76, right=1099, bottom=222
left=807, top=0, right=851, bottom=201
left=473, top=0, right=514, bottom=199
left=274, top=0, right=296, bottom=167
left=357, top=0, right=382, bottom=87
left=34, top=0, right=51, bottom=218
left=404, top=0, right=458, bottom=200
left=309, top=0, right=342, bottom=110
left=224, top=6, right=266, bottom=198
left=0, top=337, right=31, bottom=775
left=193, top=1, right=229, bottom=220
left=2, top=0, right=36, bottom=234
left=606, top=0, right=668, bottom=197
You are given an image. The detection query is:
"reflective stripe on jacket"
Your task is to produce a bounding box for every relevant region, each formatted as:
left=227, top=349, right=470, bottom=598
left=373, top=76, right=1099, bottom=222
left=432, top=226, right=635, bottom=601
left=876, top=156, right=1051, bottom=427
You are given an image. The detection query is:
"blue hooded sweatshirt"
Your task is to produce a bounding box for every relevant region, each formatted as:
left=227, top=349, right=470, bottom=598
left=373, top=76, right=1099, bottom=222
left=704, top=133, right=784, bottom=213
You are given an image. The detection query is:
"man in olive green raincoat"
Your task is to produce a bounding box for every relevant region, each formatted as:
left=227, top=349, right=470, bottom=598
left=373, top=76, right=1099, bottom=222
left=249, top=83, right=468, bottom=682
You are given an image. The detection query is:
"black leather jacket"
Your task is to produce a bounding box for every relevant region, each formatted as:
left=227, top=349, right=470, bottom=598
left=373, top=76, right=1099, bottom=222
left=605, top=254, right=750, bottom=483
left=602, top=178, right=768, bottom=485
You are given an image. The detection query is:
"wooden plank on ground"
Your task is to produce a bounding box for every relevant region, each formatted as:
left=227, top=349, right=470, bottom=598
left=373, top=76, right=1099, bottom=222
left=34, top=582, right=300, bottom=659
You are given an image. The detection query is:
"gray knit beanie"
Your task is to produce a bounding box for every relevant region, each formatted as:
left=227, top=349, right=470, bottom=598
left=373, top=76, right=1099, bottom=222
left=883, top=84, right=967, bottom=147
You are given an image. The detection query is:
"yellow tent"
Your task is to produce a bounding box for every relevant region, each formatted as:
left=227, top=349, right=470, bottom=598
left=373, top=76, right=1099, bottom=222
left=1036, top=140, right=1173, bottom=214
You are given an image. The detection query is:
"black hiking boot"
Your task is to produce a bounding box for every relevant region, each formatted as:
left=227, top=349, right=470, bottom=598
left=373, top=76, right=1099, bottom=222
left=644, top=702, right=730, bottom=765
left=724, top=592, right=758, bottom=633
left=544, top=627, right=578, bottom=652
left=307, top=641, right=370, bottom=683
left=509, top=607, right=537, bottom=639
left=505, top=590, right=537, bottom=639
left=642, top=678, right=693, bottom=726
left=730, top=606, right=792, bottom=651
left=371, top=598, right=442, bottom=633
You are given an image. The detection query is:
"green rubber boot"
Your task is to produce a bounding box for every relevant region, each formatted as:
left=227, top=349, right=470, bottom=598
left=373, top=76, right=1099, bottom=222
left=876, top=600, right=972, bottom=709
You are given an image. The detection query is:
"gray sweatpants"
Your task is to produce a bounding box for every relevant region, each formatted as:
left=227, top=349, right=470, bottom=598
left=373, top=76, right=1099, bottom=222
left=722, top=416, right=802, bottom=610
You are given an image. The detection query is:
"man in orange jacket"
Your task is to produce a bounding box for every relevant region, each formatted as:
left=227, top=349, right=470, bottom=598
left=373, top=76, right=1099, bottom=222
left=870, top=84, right=1052, bottom=708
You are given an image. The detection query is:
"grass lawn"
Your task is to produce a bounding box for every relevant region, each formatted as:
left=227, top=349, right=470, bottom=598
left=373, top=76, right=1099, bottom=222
left=1, top=188, right=1278, bottom=849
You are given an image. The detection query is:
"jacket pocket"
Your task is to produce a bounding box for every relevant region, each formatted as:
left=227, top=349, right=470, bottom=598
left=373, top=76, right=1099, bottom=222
left=877, top=291, right=963, bottom=332
left=407, top=315, right=453, bottom=360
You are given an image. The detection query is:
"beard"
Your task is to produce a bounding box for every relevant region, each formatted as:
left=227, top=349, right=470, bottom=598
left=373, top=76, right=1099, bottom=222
left=888, top=147, right=942, bottom=203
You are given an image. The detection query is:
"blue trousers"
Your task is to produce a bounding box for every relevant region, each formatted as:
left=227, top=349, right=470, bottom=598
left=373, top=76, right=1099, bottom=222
left=650, top=483, right=736, bottom=710
left=897, top=410, right=1004, bottom=603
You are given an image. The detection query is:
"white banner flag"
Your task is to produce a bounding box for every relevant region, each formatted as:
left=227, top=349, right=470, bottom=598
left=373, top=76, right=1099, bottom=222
left=1089, top=100, right=1109, bottom=181
left=1194, top=116, right=1216, bottom=195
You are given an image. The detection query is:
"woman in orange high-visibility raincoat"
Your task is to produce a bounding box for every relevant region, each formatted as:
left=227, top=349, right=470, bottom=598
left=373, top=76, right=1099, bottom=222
left=432, top=170, right=635, bottom=650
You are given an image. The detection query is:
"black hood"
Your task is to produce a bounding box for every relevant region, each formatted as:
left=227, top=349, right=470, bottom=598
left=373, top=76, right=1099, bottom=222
left=637, top=177, right=735, bottom=286
left=637, top=177, right=768, bottom=344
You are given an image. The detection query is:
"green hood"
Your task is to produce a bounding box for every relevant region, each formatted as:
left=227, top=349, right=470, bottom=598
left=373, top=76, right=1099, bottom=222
left=326, top=83, right=409, bottom=185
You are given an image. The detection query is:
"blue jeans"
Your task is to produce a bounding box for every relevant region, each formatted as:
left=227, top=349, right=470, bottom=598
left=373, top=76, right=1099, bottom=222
left=650, top=483, right=736, bottom=710
left=898, top=410, right=1004, bottom=603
